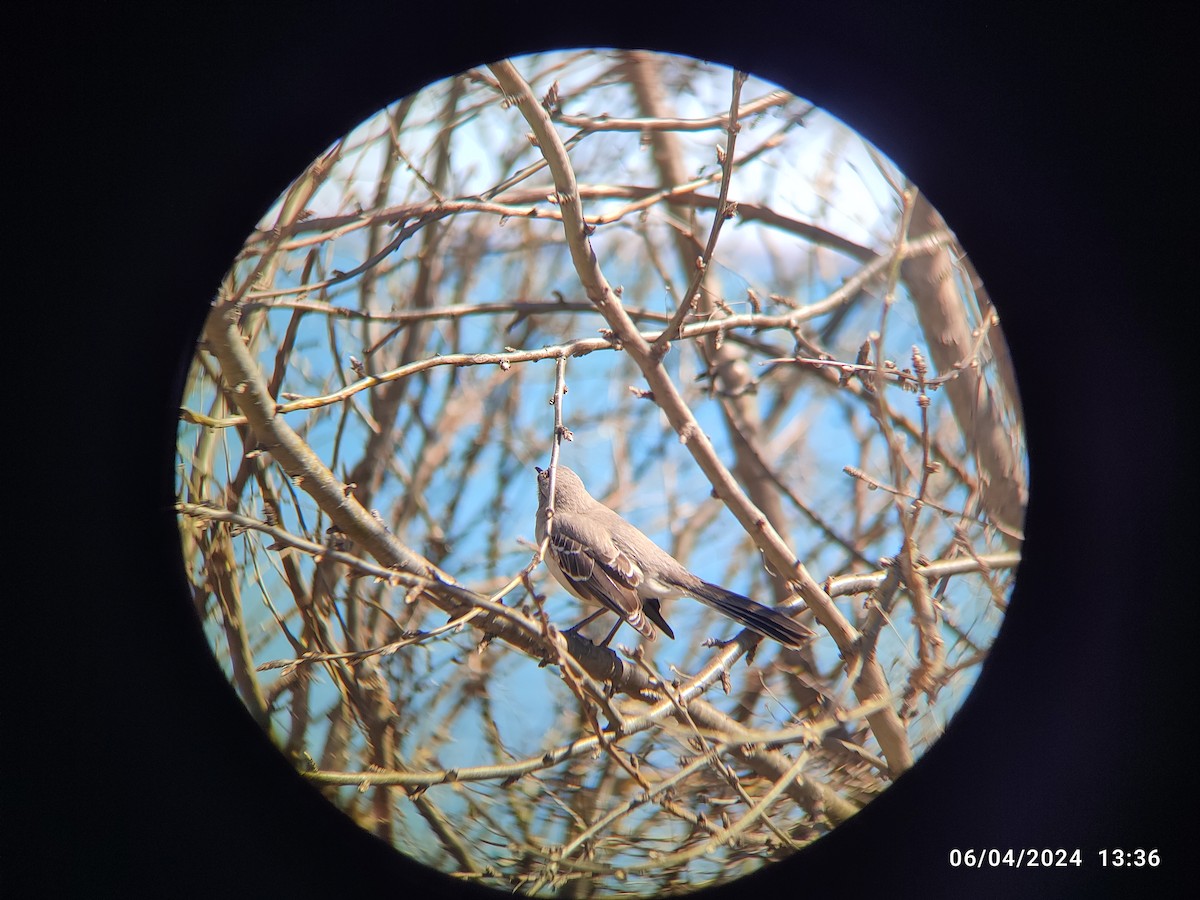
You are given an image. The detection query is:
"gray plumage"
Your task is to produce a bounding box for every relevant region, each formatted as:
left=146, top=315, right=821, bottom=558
left=535, top=465, right=814, bottom=647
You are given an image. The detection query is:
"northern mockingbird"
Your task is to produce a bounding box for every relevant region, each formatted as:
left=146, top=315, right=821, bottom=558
left=535, top=465, right=814, bottom=647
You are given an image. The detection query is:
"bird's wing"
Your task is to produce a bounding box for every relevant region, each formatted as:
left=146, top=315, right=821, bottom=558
left=549, top=514, right=656, bottom=639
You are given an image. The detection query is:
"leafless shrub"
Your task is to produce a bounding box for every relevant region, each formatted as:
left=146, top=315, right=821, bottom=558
left=176, top=50, right=1025, bottom=897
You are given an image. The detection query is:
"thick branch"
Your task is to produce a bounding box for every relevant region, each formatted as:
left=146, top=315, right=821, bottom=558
left=489, top=58, right=914, bottom=775
left=902, top=194, right=1027, bottom=537
left=203, top=300, right=441, bottom=578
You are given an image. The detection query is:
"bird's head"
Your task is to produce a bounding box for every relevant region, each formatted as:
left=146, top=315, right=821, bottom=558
left=535, top=464, right=589, bottom=510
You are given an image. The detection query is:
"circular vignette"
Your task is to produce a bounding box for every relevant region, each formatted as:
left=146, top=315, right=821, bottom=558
left=175, top=49, right=1025, bottom=897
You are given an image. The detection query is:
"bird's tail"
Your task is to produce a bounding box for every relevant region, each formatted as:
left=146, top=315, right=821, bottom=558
left=684, top=580, right=814, bottom=647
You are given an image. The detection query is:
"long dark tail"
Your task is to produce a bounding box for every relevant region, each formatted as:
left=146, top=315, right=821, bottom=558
left=686, top=580, right=814, bottom=647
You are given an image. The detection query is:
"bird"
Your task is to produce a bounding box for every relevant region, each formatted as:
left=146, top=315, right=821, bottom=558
left=534, top=464, right=814, bottom=648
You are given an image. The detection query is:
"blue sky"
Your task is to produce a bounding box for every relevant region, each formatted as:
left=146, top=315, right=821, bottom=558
left=177, top=49, right=1020, bottom=882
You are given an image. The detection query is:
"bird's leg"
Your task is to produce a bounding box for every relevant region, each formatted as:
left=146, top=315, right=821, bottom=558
left=598, top=618, right=623, bottom=647
left=564, top=608, right=609, bottom=638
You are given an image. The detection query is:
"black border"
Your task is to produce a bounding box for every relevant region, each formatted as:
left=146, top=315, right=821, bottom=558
left=11, top=2, right=1189, bottom=897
